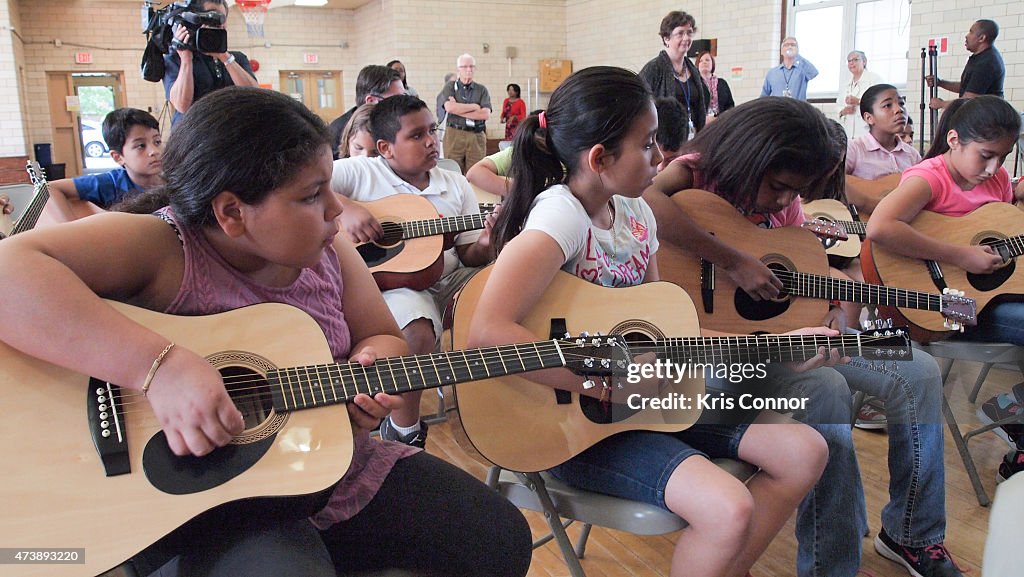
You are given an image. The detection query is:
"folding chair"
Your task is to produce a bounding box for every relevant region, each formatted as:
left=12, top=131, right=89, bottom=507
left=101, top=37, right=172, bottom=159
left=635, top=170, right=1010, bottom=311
left=487, top=459, right=758, bottom=577
left=917, top=340, right=1024, bottom=506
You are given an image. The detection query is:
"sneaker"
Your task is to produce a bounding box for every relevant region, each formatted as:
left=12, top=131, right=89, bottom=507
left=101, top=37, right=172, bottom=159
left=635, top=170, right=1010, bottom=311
left=977, top=383, right=1024, bottom=447
left=874, top=529, right=963, bottom=577
left=998, top=449, right=1024, bottom=484
left=378, top=417, right=429, bottom=448
left=855, top=399, right=888, bottom=430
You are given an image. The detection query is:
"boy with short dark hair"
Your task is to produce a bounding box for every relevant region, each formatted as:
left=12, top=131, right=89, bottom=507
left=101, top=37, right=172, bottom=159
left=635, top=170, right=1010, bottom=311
left=46, top=108, right=163, bottom=223
left=331, top=94, right=496, bottom=447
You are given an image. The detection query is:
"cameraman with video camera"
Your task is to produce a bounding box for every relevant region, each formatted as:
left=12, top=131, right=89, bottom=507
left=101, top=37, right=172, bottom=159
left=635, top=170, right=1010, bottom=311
left=163, top=0, right=258, bottom=125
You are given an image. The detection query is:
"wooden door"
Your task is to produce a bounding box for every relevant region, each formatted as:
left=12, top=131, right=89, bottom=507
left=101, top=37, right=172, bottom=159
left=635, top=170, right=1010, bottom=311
left=279, top=70, right=343, bottom=124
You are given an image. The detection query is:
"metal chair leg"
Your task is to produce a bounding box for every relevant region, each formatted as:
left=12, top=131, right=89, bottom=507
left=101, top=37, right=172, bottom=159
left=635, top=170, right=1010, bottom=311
left=518, top=471, right=589, bottom=577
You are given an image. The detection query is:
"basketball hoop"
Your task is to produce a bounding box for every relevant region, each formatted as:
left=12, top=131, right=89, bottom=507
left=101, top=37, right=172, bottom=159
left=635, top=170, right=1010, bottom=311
left=236, top=0, right=271, bottom=38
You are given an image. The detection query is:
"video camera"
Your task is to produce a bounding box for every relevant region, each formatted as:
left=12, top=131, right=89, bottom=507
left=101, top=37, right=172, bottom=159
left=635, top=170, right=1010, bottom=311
left=142, top=1, right=228, bottom=55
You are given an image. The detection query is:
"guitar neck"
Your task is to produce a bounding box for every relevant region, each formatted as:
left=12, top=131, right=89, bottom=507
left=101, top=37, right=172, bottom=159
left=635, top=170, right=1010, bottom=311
left=835, top=220, right=866, bottom=237
left=269, top=340, right=567, bottom=411
left=780, top=271, right=943, bottom=312
left=400, top=213, right=487, bottom=240
left=10, top=181, right=50, bottom=236
left=654, top=332, right=906, bottom=365
left=991, top=235, right=1024, bottom=260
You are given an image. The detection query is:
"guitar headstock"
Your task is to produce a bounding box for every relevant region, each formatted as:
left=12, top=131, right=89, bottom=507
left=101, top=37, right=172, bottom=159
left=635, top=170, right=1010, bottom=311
left=859, top=320, right=913, bottom=361
left=940, top=287, right=978, bottom=331
left=25, top=160, right=46, bottom=187
left=558, top=334, right=632, bottom=377
left=801, top=218, right=849, bottom=242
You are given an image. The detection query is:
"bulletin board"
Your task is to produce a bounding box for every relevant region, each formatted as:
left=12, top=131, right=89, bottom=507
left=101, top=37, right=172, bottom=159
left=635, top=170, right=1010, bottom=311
left=539, top=59, right=573, bottom=92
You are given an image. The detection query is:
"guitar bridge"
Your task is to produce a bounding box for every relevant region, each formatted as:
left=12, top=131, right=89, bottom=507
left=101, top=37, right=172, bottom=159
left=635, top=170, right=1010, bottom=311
left=87, top=378, right=131, bottom=476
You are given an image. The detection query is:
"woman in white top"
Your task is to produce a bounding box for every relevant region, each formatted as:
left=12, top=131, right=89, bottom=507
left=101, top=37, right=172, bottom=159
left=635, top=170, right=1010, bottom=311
left=839, top=50, right=884, bottom=138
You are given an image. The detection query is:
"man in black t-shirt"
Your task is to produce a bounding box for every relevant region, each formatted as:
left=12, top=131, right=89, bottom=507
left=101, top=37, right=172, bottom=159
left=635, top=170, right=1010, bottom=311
left=926, top=19, right=1004, bottom=110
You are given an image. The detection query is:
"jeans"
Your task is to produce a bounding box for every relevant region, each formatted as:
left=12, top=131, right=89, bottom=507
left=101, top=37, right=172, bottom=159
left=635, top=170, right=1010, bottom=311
left=766, top=348, right=947, bottom=577
left=959, top=300, right=1024, bottom=345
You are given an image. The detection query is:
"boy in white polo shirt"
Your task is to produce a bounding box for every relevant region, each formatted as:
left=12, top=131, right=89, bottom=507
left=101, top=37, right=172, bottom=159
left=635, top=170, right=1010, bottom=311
left=332, top=94, right=496, bottom=447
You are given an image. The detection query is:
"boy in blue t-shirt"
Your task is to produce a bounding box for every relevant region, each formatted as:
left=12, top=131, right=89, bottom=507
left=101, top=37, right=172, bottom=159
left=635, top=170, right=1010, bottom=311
left=47, top=108, right=163, bottom=222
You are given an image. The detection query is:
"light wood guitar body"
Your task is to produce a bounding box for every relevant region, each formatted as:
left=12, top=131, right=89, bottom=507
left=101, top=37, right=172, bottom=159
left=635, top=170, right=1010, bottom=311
left=658, top=189, right=975, bottom=335
left=448, top=266, right=912, bottom=473
left=354, top=195, right=493, bottom=291
left=0, top=298, right=632, bottom=575
left=862, top=202, right=1024, bottom=342
left=802, top=198, right=864, bottom=259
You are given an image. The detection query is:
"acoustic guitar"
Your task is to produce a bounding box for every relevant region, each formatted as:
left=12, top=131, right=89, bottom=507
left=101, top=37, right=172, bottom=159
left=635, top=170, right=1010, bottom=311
left=0, top=300, right=620, bottom=576
left=657, top=189, right=976, bottom=335
left=354, top=195, right=495, bottom=291
left=448, top=265, right=912, bottom=473
left=802, top=198, right=865, bottom=259
left=844, top=173, right=901, bottom=217
left=862, top=202, right=1024, bottom=342
left=0, top=161, right=52, bottom=240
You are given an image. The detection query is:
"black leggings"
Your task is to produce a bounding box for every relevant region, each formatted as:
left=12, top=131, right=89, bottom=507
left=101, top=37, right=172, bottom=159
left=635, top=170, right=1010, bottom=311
left=148, top=452, right=532, bottom=577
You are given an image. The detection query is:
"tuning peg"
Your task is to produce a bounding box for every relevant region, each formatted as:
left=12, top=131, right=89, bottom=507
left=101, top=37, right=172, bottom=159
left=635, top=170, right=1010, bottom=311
left=580, top=331, right=590, bottom=337
left=862, top=319, right=874, bottom=331
left=582, top=379, right=597, bottom=389
left=583, top=358, right=594, bottom=369
left=563, top=332, right=571, bottom=339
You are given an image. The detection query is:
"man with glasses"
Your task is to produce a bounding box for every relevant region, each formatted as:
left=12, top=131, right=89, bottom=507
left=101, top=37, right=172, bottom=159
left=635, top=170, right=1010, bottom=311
left=328, top=65, right=405, bottom=159
left=439, top=54, right=492, bottom=174
left=760, top=37, right=818, bottom=101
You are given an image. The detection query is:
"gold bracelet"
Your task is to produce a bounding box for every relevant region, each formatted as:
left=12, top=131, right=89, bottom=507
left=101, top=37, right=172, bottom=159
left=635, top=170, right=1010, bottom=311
left=141, top=342, right=175, bottom=397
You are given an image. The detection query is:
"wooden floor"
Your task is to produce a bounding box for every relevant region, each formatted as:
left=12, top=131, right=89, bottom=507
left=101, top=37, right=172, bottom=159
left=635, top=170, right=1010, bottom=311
left=418, top=358, right=1016, bottom=577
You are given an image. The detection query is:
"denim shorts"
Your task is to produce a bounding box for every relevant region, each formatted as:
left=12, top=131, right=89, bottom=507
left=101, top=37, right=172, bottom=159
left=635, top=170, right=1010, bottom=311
left=547, top=423, right=750, bottom=510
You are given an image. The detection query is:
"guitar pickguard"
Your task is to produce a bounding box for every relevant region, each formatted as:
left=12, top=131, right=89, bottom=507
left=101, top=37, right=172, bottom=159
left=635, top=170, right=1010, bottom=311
left=356, top=241, right=406, bottom=268
left=142, top=355, right=286, bottom=495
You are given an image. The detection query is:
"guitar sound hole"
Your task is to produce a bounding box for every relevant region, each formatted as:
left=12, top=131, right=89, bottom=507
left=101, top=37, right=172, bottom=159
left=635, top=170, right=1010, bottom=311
left=223, top=366, right=273, bottom=432
left=967, top=238, right=1015, bottom=292
left=377, top=222, right=405, bottom=247
left=733, top=263, right=792, bottom=321
left=142, top=358, right=283, bottom=495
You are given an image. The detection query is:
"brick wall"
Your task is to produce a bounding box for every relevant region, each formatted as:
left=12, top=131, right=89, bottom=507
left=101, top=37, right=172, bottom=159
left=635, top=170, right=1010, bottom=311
left=5, top=0, right=1021, bottom=155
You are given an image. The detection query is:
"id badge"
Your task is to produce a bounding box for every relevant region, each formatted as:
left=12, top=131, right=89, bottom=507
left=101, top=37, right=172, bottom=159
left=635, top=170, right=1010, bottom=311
left=783, top=88, right=792, bottom=98
left=466, top=119, right=475, bottom=127
left=687, top=119, right=695, bottom=134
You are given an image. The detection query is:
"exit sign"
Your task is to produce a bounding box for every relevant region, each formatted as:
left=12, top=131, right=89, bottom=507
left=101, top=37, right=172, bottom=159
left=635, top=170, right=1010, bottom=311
left=927, top=37, right=949, bottom=54
left=303, top=52, right=319, bottom=64
left=74, top=52, right=93, bottom=64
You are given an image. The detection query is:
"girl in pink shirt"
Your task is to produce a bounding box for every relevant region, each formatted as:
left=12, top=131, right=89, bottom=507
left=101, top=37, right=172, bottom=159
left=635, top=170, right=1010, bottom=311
left=867, top=95, right=1023, bottom=344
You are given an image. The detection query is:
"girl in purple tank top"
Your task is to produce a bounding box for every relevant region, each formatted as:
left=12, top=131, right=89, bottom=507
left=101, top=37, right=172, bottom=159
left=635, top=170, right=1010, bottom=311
left=0, top=87, right=530, bottom=577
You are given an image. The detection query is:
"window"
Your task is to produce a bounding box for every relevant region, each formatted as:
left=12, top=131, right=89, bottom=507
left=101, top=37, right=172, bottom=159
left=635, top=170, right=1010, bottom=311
left=790, top=0, right=911, bottom=98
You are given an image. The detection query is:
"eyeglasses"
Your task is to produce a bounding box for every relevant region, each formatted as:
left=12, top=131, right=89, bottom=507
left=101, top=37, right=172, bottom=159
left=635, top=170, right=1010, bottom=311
left=458, top=65, right=476, bottom=69
left=669, top=28, right=695, bottom=39
left=846, top=58, right=862, bottom=63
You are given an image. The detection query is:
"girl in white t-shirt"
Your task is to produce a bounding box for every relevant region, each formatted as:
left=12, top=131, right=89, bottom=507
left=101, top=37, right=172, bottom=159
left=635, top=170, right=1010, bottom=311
left=466, top=66, right=831, bottom=577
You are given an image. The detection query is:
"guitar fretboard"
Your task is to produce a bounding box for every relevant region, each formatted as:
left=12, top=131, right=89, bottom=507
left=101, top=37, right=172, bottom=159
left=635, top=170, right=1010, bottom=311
left=777, top=270, right=943, bottom=311
left=988, top=235, right=1024, bottom=260
left=399, top=212, right=490, bottom=240
left=652, top=332, right=908, bottom=365
left=0, top=163, right=50, bottom=240
left=268, top=341, right=568, bottom=411
left=835, top=220, right=866, bottom=237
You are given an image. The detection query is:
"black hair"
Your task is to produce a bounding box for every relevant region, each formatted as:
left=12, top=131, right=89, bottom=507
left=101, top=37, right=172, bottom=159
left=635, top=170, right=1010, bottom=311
left=924, top=99, right=967, bottom=159
left=823, top=118, right=848, bottom=201
left=192, top=0, right=227, bottom=15
left=859, top=83, right=898, bottom=118
left=924, top=95, right=1020, bottom=159
left=659, top=11, right=696, bottom=39
left=355, top=65, right=401, bottom=106
left=975, top=19, right=999, bottom=42
left=493, top=66, right=653, bottom=254
left=125, top=87, right=328, bottom=228
left=386, top=60, right=408, bottom=89
left=102, top=108, right=159, bottom=154
left=681, top=97, right=838, bottom=211
left=506, top=83, right=521, bottom=98
left=655, top=97, right=688, bottom=152
left=369, top=94, right=428, bottom=144
left=386, top=59, right=401, bottom=68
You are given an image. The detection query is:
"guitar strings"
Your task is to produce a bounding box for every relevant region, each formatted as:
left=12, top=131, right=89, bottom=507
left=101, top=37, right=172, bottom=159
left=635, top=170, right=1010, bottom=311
left=101, top=334, right=904, bottom=414
left=765, top=269, right=944, bottom=306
